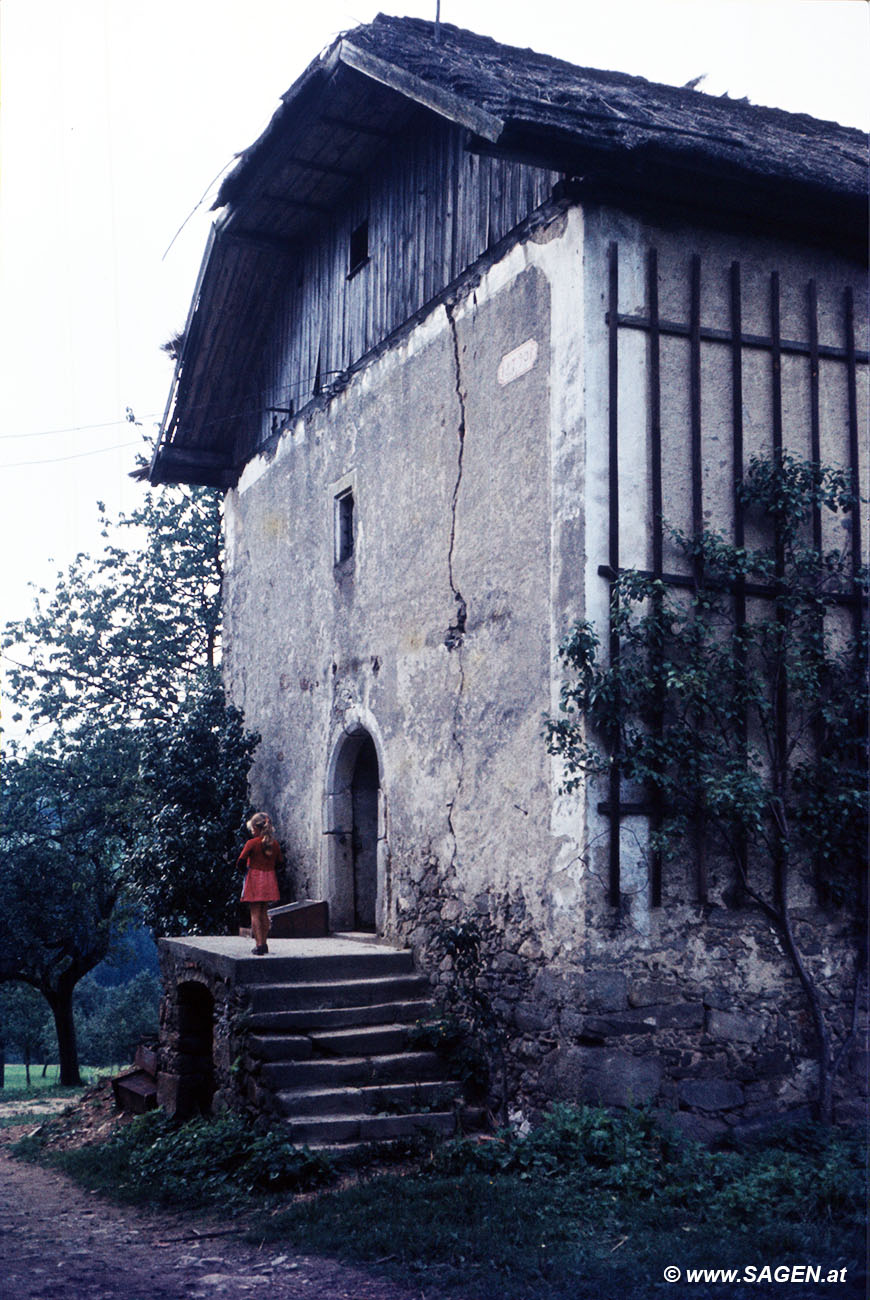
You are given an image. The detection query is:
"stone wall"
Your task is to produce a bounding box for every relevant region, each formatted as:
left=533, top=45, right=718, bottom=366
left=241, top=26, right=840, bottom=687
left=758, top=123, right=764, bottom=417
left=156, top=941, right=274, bottom=1122
left=400, top=872, right=866, bottom=1139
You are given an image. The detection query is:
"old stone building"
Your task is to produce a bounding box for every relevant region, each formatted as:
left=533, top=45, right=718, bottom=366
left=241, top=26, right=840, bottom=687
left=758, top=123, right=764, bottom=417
left=150, top=16, right=868, bottom=1135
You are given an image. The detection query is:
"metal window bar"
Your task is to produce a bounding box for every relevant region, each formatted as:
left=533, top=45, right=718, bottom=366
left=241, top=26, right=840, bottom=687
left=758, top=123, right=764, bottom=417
left=601, top=241, right=868, bottom=910
left=730, top=262, right=749, bottom=894
left=845, top=287, right=864, bottom=643
left=689, top=254, right=708, bottom=901
left=607, top=240, right=622, bottom=908
left=769, top=271, right=788, bottom=912
left=807, top=281, right=823, bottom=555
left=648, top=247, right=664, bottom=908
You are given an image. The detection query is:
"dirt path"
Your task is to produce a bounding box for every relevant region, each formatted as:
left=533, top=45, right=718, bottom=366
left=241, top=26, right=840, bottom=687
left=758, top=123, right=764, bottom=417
left=0, top=1128, right=441, bottom=1300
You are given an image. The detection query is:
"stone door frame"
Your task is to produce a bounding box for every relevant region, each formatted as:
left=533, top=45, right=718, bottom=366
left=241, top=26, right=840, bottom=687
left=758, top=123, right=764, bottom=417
left=322, top=709, right=389, bottom=933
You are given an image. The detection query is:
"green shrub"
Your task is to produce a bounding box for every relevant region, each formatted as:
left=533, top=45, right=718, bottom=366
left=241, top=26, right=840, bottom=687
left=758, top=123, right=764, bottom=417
left=429, top=1104, right=864, bottom=1226
left=14, top=1109, right=335, bottom=1209
left=408, top=1014, right=489, bottom=1097
left=432, top=1103, right=672, bottom=1191
left=253, top=1107, right=864, bottom=1300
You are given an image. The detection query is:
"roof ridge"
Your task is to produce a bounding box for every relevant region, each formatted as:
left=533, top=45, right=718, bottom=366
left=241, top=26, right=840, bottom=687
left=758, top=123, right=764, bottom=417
left=363, top=11, right=867, bottom=142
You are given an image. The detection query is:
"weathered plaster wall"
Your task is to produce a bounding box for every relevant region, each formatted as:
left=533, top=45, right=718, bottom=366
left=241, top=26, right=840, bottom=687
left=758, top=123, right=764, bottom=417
left=223, top=200, right=867, bottom=1132
left=224, top=206, right=582, bottom=943
left=537, top=206, right=869, bottom=1135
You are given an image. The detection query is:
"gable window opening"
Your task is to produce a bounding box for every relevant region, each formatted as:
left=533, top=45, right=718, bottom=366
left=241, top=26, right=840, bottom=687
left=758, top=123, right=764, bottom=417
left=348, top=219, right=369, bottom=279
left=335, top=488, right=355, bottom=565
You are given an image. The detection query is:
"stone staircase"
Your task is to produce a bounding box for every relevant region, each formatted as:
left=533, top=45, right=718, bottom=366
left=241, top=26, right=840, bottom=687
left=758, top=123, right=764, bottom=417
left=238, top=940, right=463, bottom=1156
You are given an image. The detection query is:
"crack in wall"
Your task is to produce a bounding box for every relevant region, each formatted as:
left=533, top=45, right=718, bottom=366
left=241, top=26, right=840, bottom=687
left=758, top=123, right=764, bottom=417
left=444, top=300, right=468, bottom=877
left=444, top=300, right=468, bottom=652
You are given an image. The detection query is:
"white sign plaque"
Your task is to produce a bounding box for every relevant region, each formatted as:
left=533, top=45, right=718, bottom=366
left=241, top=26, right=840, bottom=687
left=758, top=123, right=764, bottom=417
left=497, top=338, right=539, bottom=386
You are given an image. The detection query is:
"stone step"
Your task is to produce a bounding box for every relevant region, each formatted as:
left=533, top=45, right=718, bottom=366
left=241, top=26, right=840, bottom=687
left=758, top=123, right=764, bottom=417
left=247, top=1034, right=314, bottom=1062
left=247, top=997, right=434, bottom=1033
left=311, top=1023, right=412, bottom=1057
left=244, top=974, right=430, bottom=1014
left=283, top=1109, right=456, bottom=1147
left=232, top=947, right=415, bottom=987
left=275, top=1080, right=460, bottom=1118
left=250, top=1023, right=413, bottom=1062
left=261, top=1050, right=443, bottom=1092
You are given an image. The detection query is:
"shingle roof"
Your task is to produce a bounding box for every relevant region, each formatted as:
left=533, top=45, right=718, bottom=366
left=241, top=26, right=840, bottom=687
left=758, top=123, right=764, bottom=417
left=149, top=14, right=868, bottom=488
left=217, top=12, right=868, bottom=219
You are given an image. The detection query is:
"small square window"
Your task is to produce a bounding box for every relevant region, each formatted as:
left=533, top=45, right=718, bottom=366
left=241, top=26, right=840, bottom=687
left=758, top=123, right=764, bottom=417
left=348, top=220, right=369, bottom=278
left=335, top=488, right=355, bottom=564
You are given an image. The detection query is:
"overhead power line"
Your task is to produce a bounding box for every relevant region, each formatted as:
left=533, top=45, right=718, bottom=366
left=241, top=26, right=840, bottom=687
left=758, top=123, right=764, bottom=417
left=2, top=439, right=144, bottom=469
left=2, top=360, right=346, bottom=467
left=0, top=414, right=160, bottom=441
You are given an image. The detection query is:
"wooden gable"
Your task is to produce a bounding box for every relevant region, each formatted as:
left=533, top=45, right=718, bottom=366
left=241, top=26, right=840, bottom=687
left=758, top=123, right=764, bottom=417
left=149, top=15, right=868, bottom=488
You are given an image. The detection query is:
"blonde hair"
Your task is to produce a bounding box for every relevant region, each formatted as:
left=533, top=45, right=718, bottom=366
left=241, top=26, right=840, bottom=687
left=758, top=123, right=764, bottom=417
left=247, top=812, right=277, bottom=855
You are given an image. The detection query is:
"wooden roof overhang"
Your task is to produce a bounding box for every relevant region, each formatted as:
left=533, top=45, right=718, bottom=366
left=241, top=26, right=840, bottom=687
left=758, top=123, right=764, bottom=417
left=150, top=48, right=446, bottom=487
left=149, top=16, right=869, bottom=488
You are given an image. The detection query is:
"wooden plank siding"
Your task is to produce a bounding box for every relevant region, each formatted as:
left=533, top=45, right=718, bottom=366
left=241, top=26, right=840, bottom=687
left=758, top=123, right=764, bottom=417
left=244, top=118, right=557, bottom=461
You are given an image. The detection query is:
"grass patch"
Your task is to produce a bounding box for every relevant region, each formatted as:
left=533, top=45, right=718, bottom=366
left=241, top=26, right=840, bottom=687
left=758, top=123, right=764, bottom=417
left=1, top=1064, right=108, bottom=1096
left=12, top=1109, right=335, bottom=1210
left=11, top=1101, right=865, bottom=1298
left=0, top=1069, right=95, bottom=1124
left=254, top=1107, right=866, bottom=1300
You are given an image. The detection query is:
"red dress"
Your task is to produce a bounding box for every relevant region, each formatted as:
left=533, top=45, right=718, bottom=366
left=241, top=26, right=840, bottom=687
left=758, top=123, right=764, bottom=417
left=238, top=836, right=282, bottom=903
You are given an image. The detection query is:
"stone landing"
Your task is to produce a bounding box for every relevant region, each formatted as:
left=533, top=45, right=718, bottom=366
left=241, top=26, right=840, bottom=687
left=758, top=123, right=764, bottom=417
left=158, top=935, right=463, bottom=1155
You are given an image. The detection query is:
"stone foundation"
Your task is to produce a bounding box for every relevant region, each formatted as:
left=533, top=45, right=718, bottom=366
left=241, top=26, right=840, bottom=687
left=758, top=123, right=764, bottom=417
left=157, top=938, right=272, bottom=1120
left=396, top=872, right=868, bottom=1137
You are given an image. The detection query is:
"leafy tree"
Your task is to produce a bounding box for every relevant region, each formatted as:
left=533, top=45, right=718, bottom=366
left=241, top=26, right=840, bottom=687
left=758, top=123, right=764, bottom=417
left=2, top=478, right=258, bottom=1076
left=3, top=479, right=222, bottom=733
left=127, top=679, right=260, bottom=936
left=547, top=455, right=868, bottom=1123
left=74, top=970, right=161, bottom=1068
left=0, top=983, right=52, bottom=1086
left=0, top=733, right=138, bottom=1084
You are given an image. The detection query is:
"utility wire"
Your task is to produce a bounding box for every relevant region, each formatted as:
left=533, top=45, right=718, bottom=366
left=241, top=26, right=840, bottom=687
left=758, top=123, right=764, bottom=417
left=2, top=439, right=143, bottom=469
left=162, top=157, right=240, bottom=262
left=2, top=363, right=345, bottom=466
left=0, top=415, right=159, bottom=441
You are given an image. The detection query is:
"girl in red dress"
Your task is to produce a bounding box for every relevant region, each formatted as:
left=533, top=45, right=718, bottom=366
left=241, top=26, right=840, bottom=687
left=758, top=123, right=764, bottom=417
left=238, top=812, right=282, bottom=954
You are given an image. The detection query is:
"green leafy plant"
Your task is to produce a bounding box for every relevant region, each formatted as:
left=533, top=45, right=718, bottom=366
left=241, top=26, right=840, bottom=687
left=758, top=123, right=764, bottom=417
left=407, top=1015, right=489, bottom=1100
left=252, top=1106, right=864, bottom=1300
left=126, top=678, right=260, bottom=935
left=16, top=1110, right=335, bottom=1208
left=0, top=983, right=53, bottom=1086
left=0, top=732, right=139, bottom=1084
left=73, top=970, right=160, bottom=1067
left=547, top=455, right=868, bottom=1122
left=423, top=917, right=511, bottom=1119
left=4, top=481, right=224, bottom=733
left=2, top=482, right=260, bottom=1080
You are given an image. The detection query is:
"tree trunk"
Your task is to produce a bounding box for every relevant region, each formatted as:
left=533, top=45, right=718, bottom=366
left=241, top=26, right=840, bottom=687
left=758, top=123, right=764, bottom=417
left=47, top=979, right=81, bottom=1087
left=733, top=831, right=837, bottom=1125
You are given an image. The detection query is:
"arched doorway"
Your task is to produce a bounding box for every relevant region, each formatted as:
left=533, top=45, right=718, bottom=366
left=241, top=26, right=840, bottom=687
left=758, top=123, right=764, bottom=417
left=175, top=982, right=215, bottom=1117
left=350, top=735, right=379, bottom=930
left=324, top=722, right=385, bottom=932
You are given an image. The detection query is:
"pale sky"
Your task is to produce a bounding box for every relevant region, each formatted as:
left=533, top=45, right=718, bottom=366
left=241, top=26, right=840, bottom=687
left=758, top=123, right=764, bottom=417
left=0, top=0, right=868, bottom=645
